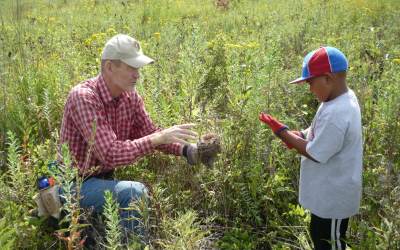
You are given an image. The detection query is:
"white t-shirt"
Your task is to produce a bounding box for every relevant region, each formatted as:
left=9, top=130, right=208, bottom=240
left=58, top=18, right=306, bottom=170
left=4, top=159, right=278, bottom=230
left=299, top=89, right=363, bottom=219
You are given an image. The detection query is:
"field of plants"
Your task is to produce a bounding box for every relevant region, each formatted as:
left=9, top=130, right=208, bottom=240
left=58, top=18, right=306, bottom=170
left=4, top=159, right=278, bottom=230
left=0, top=0, right=400, bottom=249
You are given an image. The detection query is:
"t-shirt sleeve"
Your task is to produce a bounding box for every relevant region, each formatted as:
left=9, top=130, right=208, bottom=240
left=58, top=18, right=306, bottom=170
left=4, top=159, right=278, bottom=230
left=301, top=127, right=311, bottom=139
left=306, top=119, right=345, bottom=164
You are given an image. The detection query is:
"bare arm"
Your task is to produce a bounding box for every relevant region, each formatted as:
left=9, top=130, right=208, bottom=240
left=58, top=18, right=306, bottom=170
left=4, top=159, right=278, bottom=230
left=279, top=130, right=319, bottom=162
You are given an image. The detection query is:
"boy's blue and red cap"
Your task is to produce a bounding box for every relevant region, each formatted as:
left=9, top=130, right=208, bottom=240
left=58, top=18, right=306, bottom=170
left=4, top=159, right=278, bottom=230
left=289, top=46, right=348, bottom=84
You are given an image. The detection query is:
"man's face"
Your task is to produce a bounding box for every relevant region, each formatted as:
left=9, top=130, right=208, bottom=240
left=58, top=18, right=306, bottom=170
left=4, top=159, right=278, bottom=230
left=110, top=61, right=140, bottom=92
left=307, top=75, right=333, bottom=102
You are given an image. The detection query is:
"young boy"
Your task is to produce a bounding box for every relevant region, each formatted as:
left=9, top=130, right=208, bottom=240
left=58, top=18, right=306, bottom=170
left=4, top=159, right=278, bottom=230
left=259, top=47, right=363, bottom=250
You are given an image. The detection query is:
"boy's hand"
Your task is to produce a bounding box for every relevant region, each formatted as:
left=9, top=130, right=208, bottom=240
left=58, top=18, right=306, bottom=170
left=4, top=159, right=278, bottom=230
left=259, top=112, right=288, bottom=135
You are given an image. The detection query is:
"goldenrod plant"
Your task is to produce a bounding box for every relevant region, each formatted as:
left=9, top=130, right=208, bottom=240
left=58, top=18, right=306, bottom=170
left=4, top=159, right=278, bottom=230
left=0, top=217, right=16, bottom=250
left=103, top=190, right=122, bottom=250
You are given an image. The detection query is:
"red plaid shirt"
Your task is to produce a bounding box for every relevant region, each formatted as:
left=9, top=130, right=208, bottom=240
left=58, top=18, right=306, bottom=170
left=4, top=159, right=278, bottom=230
left=60, top=74, right=182, bottom=175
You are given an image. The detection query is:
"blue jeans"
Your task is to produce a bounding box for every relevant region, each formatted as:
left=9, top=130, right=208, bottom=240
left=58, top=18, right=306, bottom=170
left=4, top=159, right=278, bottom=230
left=79, top=177, right=148, bottom=235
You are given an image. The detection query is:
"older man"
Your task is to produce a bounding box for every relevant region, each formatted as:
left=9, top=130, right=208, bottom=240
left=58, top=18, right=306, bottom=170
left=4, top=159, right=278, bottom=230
left=59, top=34, right=199, bottom=234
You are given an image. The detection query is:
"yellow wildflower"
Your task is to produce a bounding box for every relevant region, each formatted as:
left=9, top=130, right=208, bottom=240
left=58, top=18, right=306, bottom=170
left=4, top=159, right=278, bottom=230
left=153, top=32, right=161, bottom=40
left=107, top=27, right=117, bottom=35
left=225, top=43, right=243, bottom=49
left=246, top=42, right=259, bottom=48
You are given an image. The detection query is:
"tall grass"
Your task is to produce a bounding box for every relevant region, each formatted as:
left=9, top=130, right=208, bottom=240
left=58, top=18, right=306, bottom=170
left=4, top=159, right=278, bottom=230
left=0, top=0, right=399, bottom=249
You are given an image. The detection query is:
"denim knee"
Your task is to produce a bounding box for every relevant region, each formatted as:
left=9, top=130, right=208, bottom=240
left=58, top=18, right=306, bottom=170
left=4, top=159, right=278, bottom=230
left=115, top=181, right=148, bottom=208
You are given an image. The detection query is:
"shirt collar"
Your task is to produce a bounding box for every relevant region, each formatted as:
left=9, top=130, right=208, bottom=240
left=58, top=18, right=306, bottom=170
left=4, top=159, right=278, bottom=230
left=120, top=90, right=131, bottom=100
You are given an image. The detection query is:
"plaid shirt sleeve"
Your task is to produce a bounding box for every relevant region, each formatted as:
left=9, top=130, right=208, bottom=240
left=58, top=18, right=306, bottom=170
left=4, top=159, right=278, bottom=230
left=131, top=93, right=183, bottom=156
left=69, top=90, right=156, bottom=171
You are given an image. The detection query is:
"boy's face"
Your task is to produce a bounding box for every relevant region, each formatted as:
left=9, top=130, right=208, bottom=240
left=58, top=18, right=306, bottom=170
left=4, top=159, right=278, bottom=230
left=307, top=75, right=333, bottom=102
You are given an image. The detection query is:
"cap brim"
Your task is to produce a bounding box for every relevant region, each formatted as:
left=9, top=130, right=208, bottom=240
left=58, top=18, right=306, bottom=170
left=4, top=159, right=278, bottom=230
left=122, top=54, right=154, bottom=68
left=289, top=76, right=312, bottom=84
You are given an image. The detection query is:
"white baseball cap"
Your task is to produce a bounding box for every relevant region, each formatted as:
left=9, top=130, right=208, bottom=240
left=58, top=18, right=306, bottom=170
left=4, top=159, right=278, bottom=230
left=101, top=34, right=154, bottom=68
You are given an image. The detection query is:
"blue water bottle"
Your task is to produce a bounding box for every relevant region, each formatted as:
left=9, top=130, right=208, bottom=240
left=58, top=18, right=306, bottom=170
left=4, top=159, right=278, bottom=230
left=38, top=176, right=50, bottom=190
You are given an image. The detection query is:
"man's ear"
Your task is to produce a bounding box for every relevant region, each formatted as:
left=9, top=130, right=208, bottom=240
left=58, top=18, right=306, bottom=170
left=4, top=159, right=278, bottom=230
left=104, top=60, right=113, bottom=73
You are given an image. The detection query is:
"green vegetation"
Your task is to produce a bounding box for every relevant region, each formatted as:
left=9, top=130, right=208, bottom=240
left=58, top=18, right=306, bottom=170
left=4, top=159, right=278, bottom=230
left=0, top=0, right=399, bottom=249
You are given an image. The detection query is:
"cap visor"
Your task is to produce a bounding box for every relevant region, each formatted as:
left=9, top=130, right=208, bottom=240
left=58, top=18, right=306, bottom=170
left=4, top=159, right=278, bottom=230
left=123, top=55, right=154, bottom=68
left=289, top=76, right=311, bottom=84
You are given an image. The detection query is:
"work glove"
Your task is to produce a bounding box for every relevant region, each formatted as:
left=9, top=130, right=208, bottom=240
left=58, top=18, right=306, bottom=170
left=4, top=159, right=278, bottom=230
left=185, top=144, right=199, bottom=165
left=259, top=113, right=306, bottom=149
left=259, top=112, right=289, bottom=135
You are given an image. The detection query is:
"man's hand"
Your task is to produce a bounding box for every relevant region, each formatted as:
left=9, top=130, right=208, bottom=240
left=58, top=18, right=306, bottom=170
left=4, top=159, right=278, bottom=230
left=259, top=112, right=288, bottom=135
left=150, top=124, right=198, bottom=146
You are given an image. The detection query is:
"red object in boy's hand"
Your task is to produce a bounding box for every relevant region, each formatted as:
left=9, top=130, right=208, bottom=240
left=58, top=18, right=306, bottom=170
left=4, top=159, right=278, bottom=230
left=259, top=112, right=288, bottom=135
